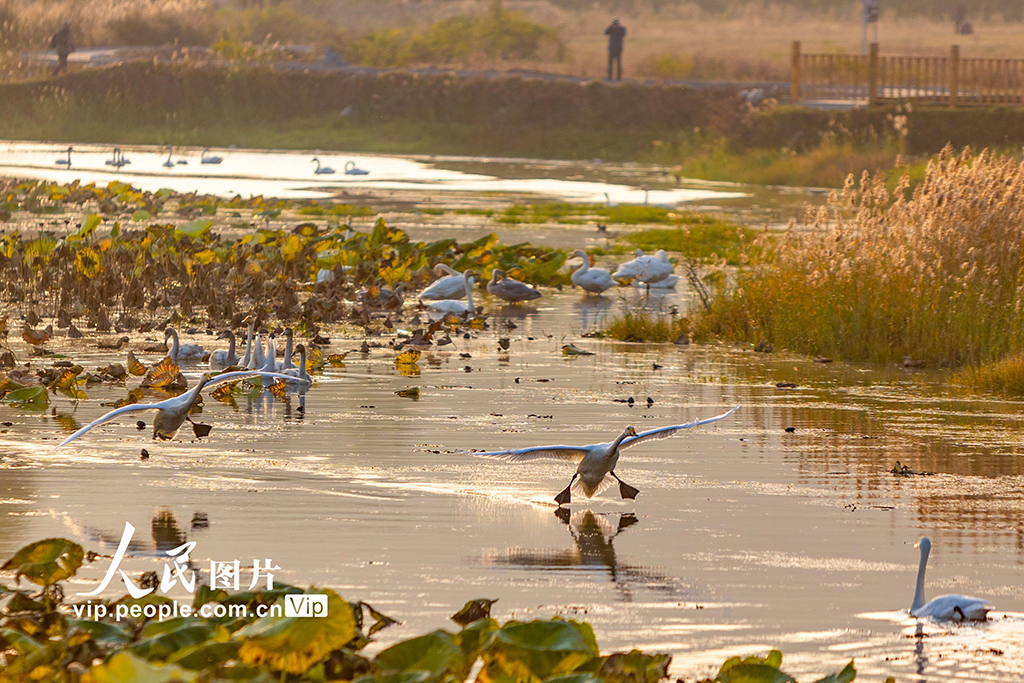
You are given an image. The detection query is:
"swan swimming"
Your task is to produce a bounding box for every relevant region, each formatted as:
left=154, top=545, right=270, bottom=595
left=164, top=328, right=207, bottom=362
left=420, top=264, right=467, bottom=300
left=105, top=148, right=130, bottom=168
left=487, top=269, right=542, bottom=304
left=646, top=250, right=679, bottom=289
left=208, top=330, right=238, bottom=371
left=239, top=322, right=255, bottom=368
left=282, top=344, right=310, bottom=390
left=344, top=160, right=369, bottom=175
left=312, top=158, right=335, bottom=175
left=471, top=405, right=739, bottom=505
left=56, top=370, right=307, bottom=446
left=426, top=270, right=477, bottom=318
left=570, top=249, right=616, bottom=295
left=201, top=148, right=224, bottom=164
left=910, top=537, right=993, bottom=621
left=55, top=147, right=72, bottom=167
left=163, top=146, right=177, bottom=168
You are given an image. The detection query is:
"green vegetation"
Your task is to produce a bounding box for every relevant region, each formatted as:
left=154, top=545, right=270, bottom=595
left=0, top=178, right=568, bottom=331
left=695, top=148, right=1024, bottom=370
left=619, top=217, right=759, bottom=266
left=496, top=204, right=676, bottom=225
left=0, top=536, right=858, bottom=683
left=953, top=355, right=1024, bottom=397
left=603, top=309, right=690, bottom=344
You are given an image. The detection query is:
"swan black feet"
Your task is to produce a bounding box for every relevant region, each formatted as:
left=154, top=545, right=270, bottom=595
left=554, top=474, right=577, bottom=507
left=611, top=471, right=639, bottom=500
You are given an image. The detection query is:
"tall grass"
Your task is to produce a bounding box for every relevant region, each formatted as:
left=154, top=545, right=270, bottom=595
left=698, top=147, right=1024, bottom=367
left=604, top=308, right=690, bottom=343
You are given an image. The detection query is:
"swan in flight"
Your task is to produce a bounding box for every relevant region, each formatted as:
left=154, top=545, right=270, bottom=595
left=570, top=249, right=615, bottom=295
left=164, top=328, right=207, bottom=362
left=471, top=405, right=739, bottom=505
left=312, top=158, right=335, bottom=175
left=487, top=269, right=542, bottom=304
left=344, top=160, right=369, bottom=175
left=420, top=264, right=467, bottom=300
left=208, top=330, right=238, bottom=371
left=426, top=271, right=477, bottom=317
left=56, top=370, right=308, bottom=446
left=910, top=537, right=992, bottom=621
left=613, top=249, right=673, bottom=291
left=55, top=147, right=72, bottom=167
left=201, top=148, right=224, bottom=164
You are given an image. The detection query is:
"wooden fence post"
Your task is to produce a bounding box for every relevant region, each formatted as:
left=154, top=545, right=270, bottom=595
left=791, top=41, right=801, bottom=104
left=949, top=45, right=960, bottom=108
left=868, top=42, right=879, bottom=106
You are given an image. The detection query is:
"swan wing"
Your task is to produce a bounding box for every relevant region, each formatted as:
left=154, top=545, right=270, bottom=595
left=915, top=594, right=993, bottom=620
left=470, top=445, right=591, bottom=463
left=620, top=404, right=739, bottom=450
left=203, top=370, right=310, bottom=390
left=57, top=401, right=170, bottom=447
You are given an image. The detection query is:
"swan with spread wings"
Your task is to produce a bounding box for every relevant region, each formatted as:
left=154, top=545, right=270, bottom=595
left=57, top=370, right=309, bottom=446
left=471, top=405, right=739, bottom=505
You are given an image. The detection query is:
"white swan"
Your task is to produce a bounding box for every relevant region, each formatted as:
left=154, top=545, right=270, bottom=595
left=163, top=146, right=176, bottom=168
left=260, top=335, right=278, bottom=388
left=276, top=328, right=295, bottom=372
left=105, top=148, right=129, bottom=168
left=344, top=160, right=369, bottom=175
left=239, top=322, right=255, bottom=368
left=208, top=330, right=238, bottom=371
left=312, top=158, right=335, bottom=175
left=647, top=250, right=679, bottom=289
left=247, top=335, right=264, bottom=370
left=910, top=537, right=992, bottom=621
left=164, top=328, right=206, bottom=362
left=613, top=249, right=673, bottom=290
left=55, top=147, right=71, bottom=167
left=282, top=344, right=310, bottom=389
left=56, top=370, right=308, bottom=446
left=426, top=270, right=477, bottom=318
left=420, top=264, right=467, bottom=300
left=570, top=249, right=615, bottom=294
left=487, top=269, right=542, bottom=304
left=201, top=148, right=224, bottom=164
left=470, top=405, right=739, bottom=506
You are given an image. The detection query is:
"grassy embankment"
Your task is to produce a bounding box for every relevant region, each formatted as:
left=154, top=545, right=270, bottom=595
left=7, top=63, right=1024, bottom=188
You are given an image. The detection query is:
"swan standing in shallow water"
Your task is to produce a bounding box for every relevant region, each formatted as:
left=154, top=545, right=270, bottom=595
left=312, top=158, right=335, bottom=175
left=426, top=271, right=477, bottom=317
left=471, top=405, right=739, bottom=506
left=910, top=537, right=993, bottom=621
left=208, top=330, right=238, bottom=371
left=164, top=328, right=206, bottom=362
left=420, top=264, right=467, bottom=300
left=613, top=249, right=672, bottom=291
left=56, top=370, right=308, bottom=446
left=487, top=269, right=542, bottom=304
left=570, top=249, right=615, bottom=294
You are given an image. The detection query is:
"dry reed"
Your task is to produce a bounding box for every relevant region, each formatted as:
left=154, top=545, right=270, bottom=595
left=699, top=147, right=1024, bottom=367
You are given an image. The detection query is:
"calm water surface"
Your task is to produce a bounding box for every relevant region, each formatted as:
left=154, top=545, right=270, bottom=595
left=1, top=288, right=1023, bottom=682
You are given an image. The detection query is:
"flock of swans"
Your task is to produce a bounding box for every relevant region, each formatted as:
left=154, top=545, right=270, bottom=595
left=46, top=252, right=996, bottom=625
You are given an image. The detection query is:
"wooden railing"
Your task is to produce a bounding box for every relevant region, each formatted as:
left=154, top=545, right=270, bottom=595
left=791, top=42, right=1024, bottom=107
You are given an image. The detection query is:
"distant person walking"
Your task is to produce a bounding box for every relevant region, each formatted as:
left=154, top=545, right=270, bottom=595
left=604, top=18, right=626, bottom=81
left=50, top=21, right=73, bottom=74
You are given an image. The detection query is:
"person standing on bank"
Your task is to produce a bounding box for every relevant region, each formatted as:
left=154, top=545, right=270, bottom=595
left=50, top=21, right=74, bottom=74
left=605, top=17, right=626, bottom=81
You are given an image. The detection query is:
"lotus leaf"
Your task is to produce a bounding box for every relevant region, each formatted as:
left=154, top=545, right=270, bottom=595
left=235, top=589, right=356, bottom=674
left=82, top=651, right=197, bottom=683
left=1, top=537, right=84, bottom=586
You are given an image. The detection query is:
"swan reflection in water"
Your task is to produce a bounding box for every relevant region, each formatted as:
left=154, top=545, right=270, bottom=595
left=474, top=509, right=693, bottom=602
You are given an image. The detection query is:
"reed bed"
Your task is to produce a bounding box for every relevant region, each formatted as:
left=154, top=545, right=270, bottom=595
left=698, top=147, right=1024, bottom=368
